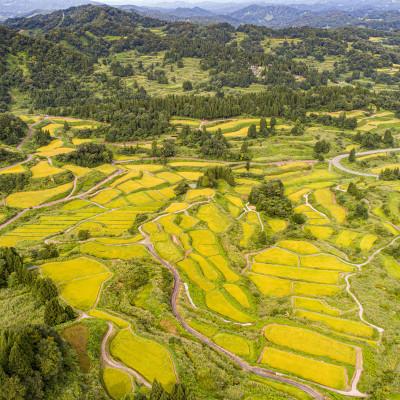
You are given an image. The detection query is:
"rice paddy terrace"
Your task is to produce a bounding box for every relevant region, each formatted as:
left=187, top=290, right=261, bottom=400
left=1, top=112, right=400, bottom=400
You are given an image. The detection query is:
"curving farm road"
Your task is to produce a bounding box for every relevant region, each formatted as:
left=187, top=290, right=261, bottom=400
left=331, top=148, right=400, bottom=178
left=101, top=322, right=151, bottom=388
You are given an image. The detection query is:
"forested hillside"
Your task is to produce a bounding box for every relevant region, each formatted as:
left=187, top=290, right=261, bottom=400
left=1, top=5, right=399, bottom=142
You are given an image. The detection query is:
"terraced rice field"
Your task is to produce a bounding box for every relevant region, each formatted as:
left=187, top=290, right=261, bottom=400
left=260, top=346, right=348, bottom=390
left=103, top=367, right=133, bottom=399
left=110, top=329, right=177, bottom=390
left=264, top=324, right=356, bottom=365
left=0, top=164, right=26, bottom=174
left=205, top=289, right=253, bottom=322
left=1, top=140, right=395, bottom=398
left=314, top=188, right=346, bottom=224
left=30, top=160, right=64, bottom=178
left=213, top=333, right=251, bottom=356
left=41, top=257, right=111, bottom=310
left=80, top=241, right=149, bottom=259
left=6, top=182, right=73, bottom=208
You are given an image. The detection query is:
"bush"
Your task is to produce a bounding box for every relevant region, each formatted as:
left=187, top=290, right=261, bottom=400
left=78, top=230, right=90, bottom=241
left=174, top=181, right=189, bottom=196
left=291, top=213, right=306, bottom=225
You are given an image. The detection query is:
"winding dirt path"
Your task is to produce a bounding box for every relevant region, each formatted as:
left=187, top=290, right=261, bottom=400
left=101, top=322, right=151, bottom=388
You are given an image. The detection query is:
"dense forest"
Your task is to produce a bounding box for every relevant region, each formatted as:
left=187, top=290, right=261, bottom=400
left=0, top=5, right=399, bottom=142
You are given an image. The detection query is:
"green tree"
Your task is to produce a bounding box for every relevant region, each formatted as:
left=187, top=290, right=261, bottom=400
left=174, top=181, right=189, bottom=196
left=259, top=118, right=267, bottom=136
left=151, top=140, right=158, bottom=157
left=160, top=140, right=176, bottom=158
left=348, top=148, right=356, bottom=162
left=383, top=130, right=394, bottom=147
left=182, top=81, right=193, bottom=91
left=247, top=124, right=257, bottom=139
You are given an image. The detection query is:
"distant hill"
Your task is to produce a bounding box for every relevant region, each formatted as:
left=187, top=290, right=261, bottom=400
left=2, top=0, right=400, bottom=29
left=0, top=0, right=100, bottom=21
left=118, top=2, right=400, bottom=29
left=5, top=4, right=163, bottom=32
left=229, top=4, right=308, bottom=27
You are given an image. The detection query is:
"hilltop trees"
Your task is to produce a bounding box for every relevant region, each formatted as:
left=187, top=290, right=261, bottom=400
left=198, top=166, right=235, bottom=188
left=58, top=143, right=112, bottom=167
left=0, top=113, right=27, bottom=145
left=249, top=180, right=292, bottom=218
left=33, top=129, right=52, bottom=147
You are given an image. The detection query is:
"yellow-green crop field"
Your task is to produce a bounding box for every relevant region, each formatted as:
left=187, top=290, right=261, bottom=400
left=254, top=248, right=298, bottom=266
left=80, top=241, right=148, bottom=260
left=293, top=296, right=340, bottom=316
left=277, top=240, right=319, bottom=255
left=335, top=230, right=359, bottom=248
left=205, top=290, right=253, bottom=322
left=197, top=203, right=231, bottom=233
left=103, top=367, right=133, bottom=400
left=185, top=188, right=215, bottom=200
left=295, top=310, right=375, bottom=338
left=252, top=263, right=340, bottom=284
left=266, top=218, right=288, bottom=232
left=359, top=234, right=377, bottom=251
left=90, top=189, right=121, bottom=204
left=314, top=188, right=346, bottom=224
left=110, top=329, right=177, bottom=390
left=264, top=324, right=356, bottom=365
left=223, top=284, right=250, bottom=308
left=178, top=258, right=215, bottom=291
left=30, top=160, right=64, bottom=178
left=213, top=333, right=251, bottom=356
left=1, top=118, right=395, bottom=399
left=260, top=346, right=348, bottom=390
left=249, top=273, right=292, bottom=297
left=41, top=257, right=111, bottom=310
left=7, top=182, right=73, bottom=208
left=170, top=117, right=201, bottom=127
left=0, top=164, right=26, bottom=174
left=300, top=254, right=353, bottom=271
left=164, top=202, right=189, bottom=213
left=89, top=309, right=130, bottom=328
left=189, top=253, right=219, bottom=281
left=306, top=225, right=334, bottom=240
left=380, top=255, right=400, bottom=279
